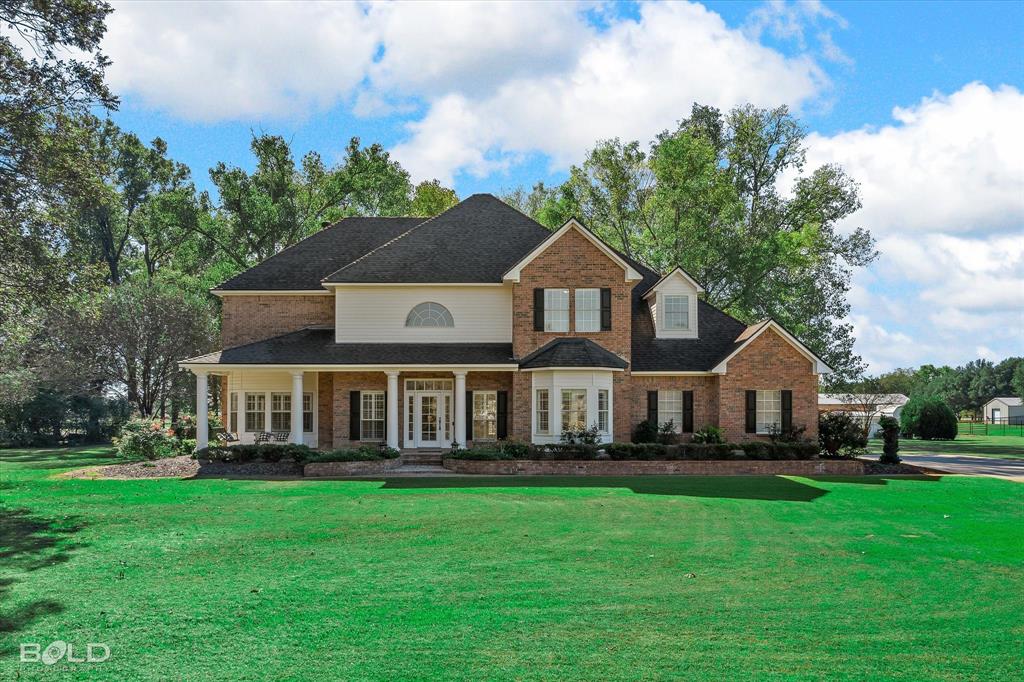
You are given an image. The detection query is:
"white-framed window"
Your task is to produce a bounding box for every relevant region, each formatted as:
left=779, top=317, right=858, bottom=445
left=361, top=391, right=386, bottom=441
left=245, top=393, right=265, bottom=433
left=303, top=393, right=313, bottom=433
left=663, top=295, right=690, bottom=330
left=535, top=389, right=550, bottom=434
left=271, top=392, right=291, bottom=432
left=598, top=389, right=609, bottom=433
left=575, top=288, right=600, bottom=332
left=658, top=390, right=683, bottom=432
left=561, top=389, right=587, bottom=431
left=544, top=288, right=569, bottom=332
left=473, top=391, right=498, bottom=441
left=229, top=392, right=238, bottom=433
left=405, top=302, right=454, bottom=328
left=756, top=390, right=782, bottom=434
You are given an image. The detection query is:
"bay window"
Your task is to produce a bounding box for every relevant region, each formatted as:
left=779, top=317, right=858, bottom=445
left=561, top=389, right=588, bottom=431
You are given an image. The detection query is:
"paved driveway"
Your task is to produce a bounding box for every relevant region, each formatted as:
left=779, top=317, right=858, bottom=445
left=899, top=453, right=1024, bottom=481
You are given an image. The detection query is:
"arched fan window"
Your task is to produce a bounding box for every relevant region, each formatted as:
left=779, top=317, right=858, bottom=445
left=405, top=302, right=455, bottom=328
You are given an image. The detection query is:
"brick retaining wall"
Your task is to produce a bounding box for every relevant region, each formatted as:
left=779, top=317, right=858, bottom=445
left=304, top=458, right=403, bottom=477
left=442, top=458, right=865, bottom=476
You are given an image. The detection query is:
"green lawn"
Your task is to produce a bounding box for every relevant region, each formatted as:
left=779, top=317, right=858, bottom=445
left=1, top=447, right=1022, bottom=680
left=869, top=433, right=1024, bottom=460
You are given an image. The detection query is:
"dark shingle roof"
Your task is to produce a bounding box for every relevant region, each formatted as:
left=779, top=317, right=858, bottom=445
left=215, top=217, right=424, bottom=291
left=519, top=338, right=628, bottom=370
left=182, top=328, right=515, bottom=366
left=323, top=194, right=551, bottom=283
left=631, top=298, right=749, bottom=372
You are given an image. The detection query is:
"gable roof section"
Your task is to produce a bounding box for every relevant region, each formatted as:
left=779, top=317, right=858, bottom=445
left=519, top=338, right=628, bottom=371
left=987, top=396, right=1023, bottom=406
left=710, top=319, right=832, bottom=375
left=503, top=218, right=643, bottom=283
left=641, top=266, right=705, bottom=298
left=213, top=217, right=423, bottom=292
left=322, top=194, right=552, bottom=284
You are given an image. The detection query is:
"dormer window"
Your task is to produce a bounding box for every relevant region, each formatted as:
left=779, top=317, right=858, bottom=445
left=406, top=302, right=454, bottom=328
left=663, top=295, right=690, bottom=330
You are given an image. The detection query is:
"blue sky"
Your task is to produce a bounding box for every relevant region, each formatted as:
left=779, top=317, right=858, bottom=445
left=101, top=1, right=1023, bottom=372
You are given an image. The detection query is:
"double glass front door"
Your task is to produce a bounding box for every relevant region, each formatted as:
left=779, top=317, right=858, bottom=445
left=407, top=391, right=451, bottom=448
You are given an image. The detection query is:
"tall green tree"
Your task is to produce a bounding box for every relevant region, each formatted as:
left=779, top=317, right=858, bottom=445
left=410, top=179, right=458, bottom=216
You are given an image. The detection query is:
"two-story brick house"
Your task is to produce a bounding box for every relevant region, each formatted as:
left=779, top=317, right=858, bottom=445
left=180, top=194, right=829, bottom=452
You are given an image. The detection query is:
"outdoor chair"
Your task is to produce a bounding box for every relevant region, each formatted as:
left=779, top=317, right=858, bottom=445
left=216, top=432, right=239, bottom=445
left=254, top=432, right=273, bottom=444
left=271, top=431, right=289, bottom=443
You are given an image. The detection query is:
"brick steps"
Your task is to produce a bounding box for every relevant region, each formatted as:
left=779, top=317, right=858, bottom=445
left=401, top=449, right=445, bottom=465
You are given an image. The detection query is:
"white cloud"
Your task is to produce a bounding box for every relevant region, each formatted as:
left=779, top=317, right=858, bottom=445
left=105, top=1, right=378, bottom=121
left=805, top=83, right=1024, bottom=236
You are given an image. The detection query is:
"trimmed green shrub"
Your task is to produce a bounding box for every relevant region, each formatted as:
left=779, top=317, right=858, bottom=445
left=633, top=419, right=659, bottom=443
left=114, top=418, right=179, bottom=460
left=818, top=412, right=867, bottom=457
left=302, top=446, right=399, bottom=463
left=878, top=415, right=901, bottom=464
left=685, top=443, right=739, bottom=460
left=691, top=426, right=724, bottom=444
left=448, top=448, right=514, bottom=461
left=917, top=400, right=957, bottom=440
left=197, top=443, right=312, bottom=463
left=604, top=442, right=669, bottom=460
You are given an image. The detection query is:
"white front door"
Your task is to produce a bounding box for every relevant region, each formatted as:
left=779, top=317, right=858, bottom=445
left=413, top=391, right=450, bottom=448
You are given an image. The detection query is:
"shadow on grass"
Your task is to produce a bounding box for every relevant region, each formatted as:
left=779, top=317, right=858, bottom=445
left=805, top=475, right=942, bottom=486
left=0, top=507, right=87, bottom=642
left=376, top=475, right=832, bottom=501
left=0, top=446, right=116, bottom=470
left=873, top=439, right=1024, bottom=458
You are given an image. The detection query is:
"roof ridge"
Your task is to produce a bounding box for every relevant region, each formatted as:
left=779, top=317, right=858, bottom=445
left=320, top=202, right=474, bottom=281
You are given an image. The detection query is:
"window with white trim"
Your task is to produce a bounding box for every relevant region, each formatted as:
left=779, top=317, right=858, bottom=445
left=544, top=289, right=569, bottom=332
left=406, top=302, right=454, bottom=328
left=561, top=389, right=587, bottom=431
left=663, top=295, right=690, bottom=330
left=229, top=392, right=238, bottom=433
left=575, top=288, right=600, bottom=332
left=658, top=390, right=683, bottom=432
left=271, top=392, right=291, bottom=432
left=756, top=390, right=782, bottom=434
left=473, top=391, right=498, bottom=441
left=361, top=391, right=386, bottom=441
left=245, top=393, right=265, bottom=432
left=535, top=389, right=550, bottom=434
left=303, top=393, right=313, bottom=433
left=598, top=389, right=609, bottom=433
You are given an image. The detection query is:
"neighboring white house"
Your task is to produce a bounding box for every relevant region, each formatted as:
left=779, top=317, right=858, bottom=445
left=982, top=397, right=1024, bottom=424
left=818, top=393, right=909, bottom=437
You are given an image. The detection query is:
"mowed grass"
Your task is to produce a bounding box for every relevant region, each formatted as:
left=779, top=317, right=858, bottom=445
left=869, top=433, right=1024, bottom=460
left=1, top=448, right=1022, bottom=680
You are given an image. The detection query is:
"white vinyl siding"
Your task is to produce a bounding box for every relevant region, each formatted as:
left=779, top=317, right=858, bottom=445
left=473, top=391, right=498, bottom=442
left=649, top=272, right=700, bottom=339
left=531, top=370, right=614, bottom=444
left=544, top=289, right=569, bottom=332
left=658, top=390, right=683, bottom=432
left=756, top=390, right=782, bottom=434
left=335, top=285, right=511, bottom=342
left=361, top=391, right=386, bottom=441
left=575, top=288, right=600, bottom=332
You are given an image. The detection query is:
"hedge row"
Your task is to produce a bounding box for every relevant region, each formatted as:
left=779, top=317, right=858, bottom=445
left=198, top=443, right=401, bottom=464
left=449, top=441, right=820, bottom=461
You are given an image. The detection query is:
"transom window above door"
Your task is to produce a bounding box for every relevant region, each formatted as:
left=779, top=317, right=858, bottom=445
left=406, top=302, right=454, bottom=328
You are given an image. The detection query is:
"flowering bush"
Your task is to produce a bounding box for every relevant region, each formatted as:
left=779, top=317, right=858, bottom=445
left=114, top=418, right=180, bottom=460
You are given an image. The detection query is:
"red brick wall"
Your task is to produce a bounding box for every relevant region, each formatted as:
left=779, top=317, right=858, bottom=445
left=629, top=374, right=720, bottom=441
left=330, top=372, right=387, bottom=449
left=717, top=329, right=819, bottom=442
left=317, top=372, right=333, bottom=447
left=511, top=228, right=632, bottom=360
left=221, top=294, right=334, bottom=348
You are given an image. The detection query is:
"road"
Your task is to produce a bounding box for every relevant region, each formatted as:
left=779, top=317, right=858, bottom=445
left=898, top=453, right=1024, bottom=481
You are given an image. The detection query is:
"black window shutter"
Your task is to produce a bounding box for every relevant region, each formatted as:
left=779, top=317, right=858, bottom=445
left=497, top=391, right=508, bottom=440
left=647, top=391, right=658, bottom=424
left=745, top=390, right=757, bottom=433
left=465, top=390, right=473, bottom=443
left=600, top=288, right=612, bottom=331
left=683, top=390, right=694, bottom=433
left=533, top=288, right=545, bottom=331
left=350, top=391, right=361, bottom=440
left=781, top=390, right=793, bottom=432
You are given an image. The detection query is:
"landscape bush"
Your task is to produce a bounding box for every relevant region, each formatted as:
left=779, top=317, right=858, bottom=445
left=114, top=418, right=181, bottom=460
left=633, top=419, right=659, bottom=443
left=878, top=415, right=901, bottom=464
left=451, top=440, right=817, bottom=461
left=691, top=425, right=724, bottom=444
left=900, top=397, right=957, bottom=440
left=818, top=412, right=867, bottom=458
left=197, top=443, right=312, bottom=463
left=302, top=445, right=401, bottom=463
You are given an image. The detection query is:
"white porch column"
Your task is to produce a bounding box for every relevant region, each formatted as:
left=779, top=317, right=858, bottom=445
left=195, top=370, right=209, bottom=451
left=290, top=371, right=304, bottom=444
left=454, top=371, right=467, bottom=448
left=386, top=372, right=399, bottom=450
left=235, top=376, right=245, bottom=438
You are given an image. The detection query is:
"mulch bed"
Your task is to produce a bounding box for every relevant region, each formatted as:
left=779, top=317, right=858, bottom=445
left=64, top=456, right=302, bottom=479
left=861, top=460, right=930, bottom=475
